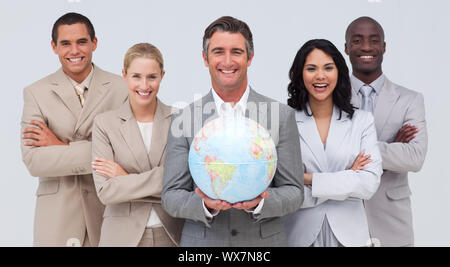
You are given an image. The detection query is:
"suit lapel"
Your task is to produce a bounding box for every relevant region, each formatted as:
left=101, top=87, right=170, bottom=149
left=296, top=107, right=328, bottom=172
left=324, top=106, right=350, bottom=171
left=50, top=68, right=83, bottom=119
left=373, top=78, right=399, bottom=135
left=74, top=65, right=110, bottom=132
left=201, top=91, right=219, bottom=128
left=148, top=99, right=172, bottom=168
left=118, top=101, right=151, bottom=172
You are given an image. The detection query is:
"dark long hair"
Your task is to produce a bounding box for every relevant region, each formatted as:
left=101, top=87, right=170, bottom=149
left=287, top=39, right=355, bottom=119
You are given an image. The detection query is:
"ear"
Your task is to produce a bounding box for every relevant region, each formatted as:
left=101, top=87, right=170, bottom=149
left=344, top=43, right=349, bottom=55
left=122, top=68, right=127, bottom=79
left=161, top=70, right=166, bottom=80
left=247, top=53, right=254, bottom=67
left=383, top=41, right=386, bottom=54
left=92, top=37, right=98, bottom=51
left=202, top=51, right=209, bottom=67
left=51, top=40, right=57, bottom=54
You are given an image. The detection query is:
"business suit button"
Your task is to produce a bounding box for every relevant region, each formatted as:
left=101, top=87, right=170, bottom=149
left=231, top=229, right=238, bottom=236
left=83, top=190, right=88, bottom=196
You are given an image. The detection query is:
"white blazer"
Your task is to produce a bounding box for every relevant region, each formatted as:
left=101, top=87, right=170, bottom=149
left=285, top=105, right=382, bottom=247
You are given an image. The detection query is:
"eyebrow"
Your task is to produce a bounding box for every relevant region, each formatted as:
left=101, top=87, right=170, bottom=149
left=232, top=48, right=245, bottom=52
left=304, top=62, right=335, bottom=67
left=210, top=47, right=245, bottom=53
left=59, top=38, right=89, bottom=44
left=351, top=33, right=382, bottom=38
left=210, top=47, right=224, bottom=53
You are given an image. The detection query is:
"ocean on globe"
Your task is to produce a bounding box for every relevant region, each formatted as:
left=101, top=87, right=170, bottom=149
left=188, top=114, right=277, bottom=204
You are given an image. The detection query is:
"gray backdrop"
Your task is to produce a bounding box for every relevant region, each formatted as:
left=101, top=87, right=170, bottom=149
left=1, top=0, right=449, bottom=246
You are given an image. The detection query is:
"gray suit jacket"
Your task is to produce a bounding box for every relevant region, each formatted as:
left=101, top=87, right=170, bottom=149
left=162, top=88, right=304, bottom=247
left=351, top=76, right=428, bottom=247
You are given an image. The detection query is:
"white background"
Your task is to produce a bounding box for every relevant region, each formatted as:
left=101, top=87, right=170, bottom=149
left=1, top=0, right=449, bottom=246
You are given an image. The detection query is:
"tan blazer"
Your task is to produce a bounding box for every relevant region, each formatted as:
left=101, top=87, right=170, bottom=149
left=92, top=99, right=184, bottom=247
left=21, top=65, right=128, bottom=246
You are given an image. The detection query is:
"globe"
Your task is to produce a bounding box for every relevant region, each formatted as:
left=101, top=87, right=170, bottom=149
left=188, top=114, right=277, bottom=204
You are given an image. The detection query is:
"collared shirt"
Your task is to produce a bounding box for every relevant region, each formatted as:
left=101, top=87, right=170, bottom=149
left=350, top=74, right=385, bottom=109
left=66, top=64, right=95, bottom=101
left=203, top=84, right=264, bottom=219
left=211, top=84, right=250, bottom=117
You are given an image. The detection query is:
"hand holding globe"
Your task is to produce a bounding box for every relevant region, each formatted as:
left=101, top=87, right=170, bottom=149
left=195, top=187, right=269, bottom=211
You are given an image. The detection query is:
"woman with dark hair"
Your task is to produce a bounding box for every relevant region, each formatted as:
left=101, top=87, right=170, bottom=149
left=285, top=39, right=382, bottom=247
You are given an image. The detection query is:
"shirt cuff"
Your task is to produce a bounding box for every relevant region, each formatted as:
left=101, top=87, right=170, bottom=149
left=245, top=198, right=264, bottom=215
left=202, top=199, right=220, bottom=219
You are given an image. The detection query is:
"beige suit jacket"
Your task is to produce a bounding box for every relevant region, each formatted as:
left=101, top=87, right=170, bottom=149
left=21, top=65, right=128, bottom=246
left=92, top=99, right=184, bottom=247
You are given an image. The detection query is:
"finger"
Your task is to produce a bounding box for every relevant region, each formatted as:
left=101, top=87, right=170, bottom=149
left=260, top=190, right=269, bottom=199
left=195, top=188, right=204, bottom=197
left=24, top=141, right=40, bottom=146
left=23, top=133, right=41, bottom=140
left=360, top=159, right=373, bottom=166
left=95, top=158, right=116, bottom=168
left=400, top=132, right=416, bottom=143
left=404, top=135, right=416, bottom=143
left=355, top=154, right=370, bottom=164
left=94, top=157, right=111, bottom=163
left=232, top=202, right=243, bottom=209
left=360, top=154, right=371, bottom=161
left=24, top=140, right=44, bottom=147
left=218, top=200, right=232, bottom=210
left=92, top=165, right=112, bottom=174
left=23, top=127, right=42, bottom=135
left=403, top=127, right=418, bottom=136
left=91, top=162, right=107, bottom=169
left=29, top=120, right=47, bottom=130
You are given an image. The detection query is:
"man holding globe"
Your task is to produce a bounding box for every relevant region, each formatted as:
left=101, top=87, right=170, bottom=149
left=162, top=16, right=304, bottom=247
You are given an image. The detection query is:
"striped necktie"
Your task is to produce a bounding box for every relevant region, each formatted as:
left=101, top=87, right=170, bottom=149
left=75, top=84, right=86, bottom=107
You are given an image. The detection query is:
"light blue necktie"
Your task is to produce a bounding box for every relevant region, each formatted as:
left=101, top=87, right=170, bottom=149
left=360, top=85, right=375, bottom=113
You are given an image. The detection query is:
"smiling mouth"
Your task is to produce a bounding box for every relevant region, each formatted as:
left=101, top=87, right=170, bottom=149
left=313, top=83, right=329, bottom=91
left=219, top=69, right=237, bottom=74
left=67, top=57, right=84, bottom=64
left=359, top=55, right=375, bottom=60
left=137, top=90, right=152, bottom=97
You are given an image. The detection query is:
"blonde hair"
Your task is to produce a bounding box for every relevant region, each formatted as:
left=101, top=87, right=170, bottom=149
left=123, top=43, right=164, bottom=74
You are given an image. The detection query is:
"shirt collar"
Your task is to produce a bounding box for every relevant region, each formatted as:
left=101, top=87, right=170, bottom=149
left=211, top=85, right=250, bottom=117
left=351, top=73, right=385, bottom=96
left=66, top=64, right=95, bottom=89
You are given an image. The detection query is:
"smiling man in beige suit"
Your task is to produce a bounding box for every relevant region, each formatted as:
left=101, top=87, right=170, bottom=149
left=21, top=12, right=128, bottom=247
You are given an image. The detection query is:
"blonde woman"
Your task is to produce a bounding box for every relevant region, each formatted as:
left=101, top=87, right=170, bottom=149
left=91, top=43, right=183, bottom=247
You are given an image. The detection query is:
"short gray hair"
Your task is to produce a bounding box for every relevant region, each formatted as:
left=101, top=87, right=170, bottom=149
left=202, top=16, right=254, bottom=60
